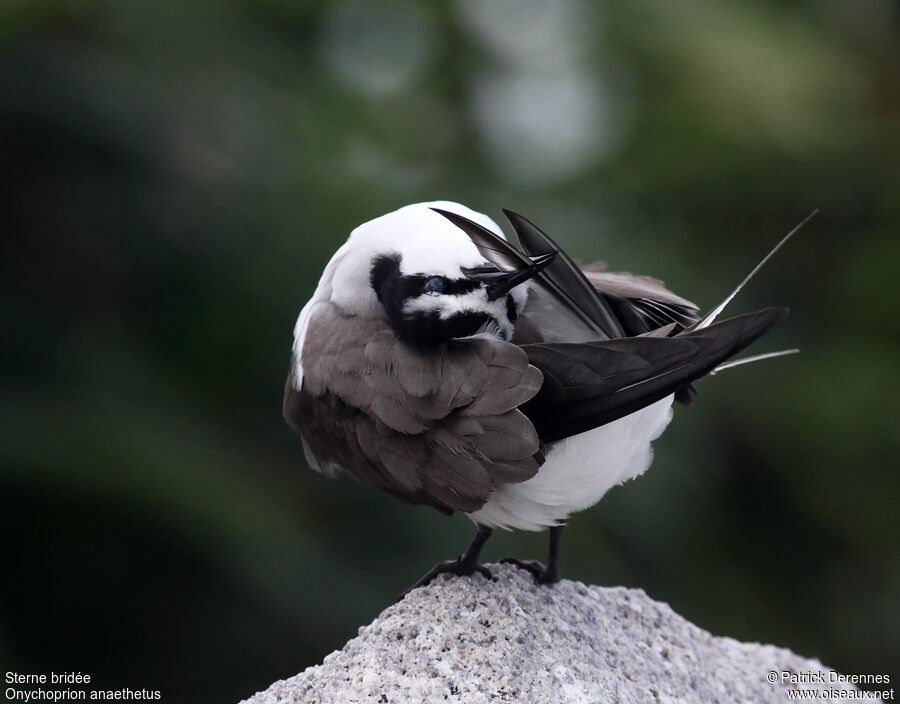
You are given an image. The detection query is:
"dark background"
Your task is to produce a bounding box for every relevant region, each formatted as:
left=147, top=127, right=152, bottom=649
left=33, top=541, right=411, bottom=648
left=2, top=1, right=898, bottom=702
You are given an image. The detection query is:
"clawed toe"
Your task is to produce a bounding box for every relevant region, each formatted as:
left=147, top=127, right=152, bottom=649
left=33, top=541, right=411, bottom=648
left=500, top=556, right=542, bottom=576
left=500, top=557, right=560, bottom=585
left=399, top=558, right=494, bottom=600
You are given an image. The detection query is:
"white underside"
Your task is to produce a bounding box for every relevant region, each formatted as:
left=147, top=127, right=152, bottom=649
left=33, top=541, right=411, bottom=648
left=468, top=395, right=675, bottom=531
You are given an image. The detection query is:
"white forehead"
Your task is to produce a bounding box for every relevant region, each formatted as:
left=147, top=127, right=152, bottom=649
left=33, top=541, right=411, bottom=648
left=348, top=200, right=504, bottom=276
left=320, top=201, right=511, bottom=319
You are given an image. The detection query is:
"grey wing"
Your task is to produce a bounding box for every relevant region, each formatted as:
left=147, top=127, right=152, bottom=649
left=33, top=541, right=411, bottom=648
left=283, top=304, right=543, bottom=514
left=584, top=269, right=700, bottom=334
left=516, top=267, right=700, bottom=344
left=514, top=265, right=700, bottom=344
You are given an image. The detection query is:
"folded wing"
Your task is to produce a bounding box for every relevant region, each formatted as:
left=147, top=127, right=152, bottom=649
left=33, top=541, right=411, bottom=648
left=503, top=209, right=626, bottom=338
left=520, top=308, right=787, bottom=443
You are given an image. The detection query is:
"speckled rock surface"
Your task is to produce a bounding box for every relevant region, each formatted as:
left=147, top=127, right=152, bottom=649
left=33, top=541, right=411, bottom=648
left=241, top=564, right=878, bottom=704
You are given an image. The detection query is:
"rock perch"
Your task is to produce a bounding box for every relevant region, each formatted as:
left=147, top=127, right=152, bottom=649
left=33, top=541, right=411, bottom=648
left=241, top=564, right=880, bottom=704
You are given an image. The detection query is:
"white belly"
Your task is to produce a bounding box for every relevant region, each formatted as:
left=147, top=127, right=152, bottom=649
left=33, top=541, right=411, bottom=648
left=468, top=395, right=675, bottom=531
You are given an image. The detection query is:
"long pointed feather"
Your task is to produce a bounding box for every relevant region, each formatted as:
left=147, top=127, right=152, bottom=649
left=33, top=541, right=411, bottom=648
left=709, top=348, right=799, bottom=374
left=435, top=208, right=611, bottom=339
left=503, top=209, right=625, bottom=338
left=690, top=210, right=818, bottom=331
left=431, top=208, right=530, bottom=271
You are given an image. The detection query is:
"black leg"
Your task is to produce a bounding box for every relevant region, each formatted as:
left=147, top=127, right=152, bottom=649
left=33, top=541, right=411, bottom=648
left=543, top=524, right=562, bottom=583
left=500, top=524, right=563, bottom=585
left=401, top=524, right=494, bottom=598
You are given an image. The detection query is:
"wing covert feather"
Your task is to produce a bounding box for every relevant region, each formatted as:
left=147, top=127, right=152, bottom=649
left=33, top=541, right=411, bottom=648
left=285, top=302, right=544, bottom=514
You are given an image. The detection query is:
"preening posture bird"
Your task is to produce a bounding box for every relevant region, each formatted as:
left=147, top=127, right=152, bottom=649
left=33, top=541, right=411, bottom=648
left=284, top=201, right=803, bottom=591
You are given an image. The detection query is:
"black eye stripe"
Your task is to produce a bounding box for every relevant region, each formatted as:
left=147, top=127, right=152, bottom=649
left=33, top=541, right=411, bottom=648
left=370, top=254, right=515, bottom=345
left=400, top=275, right=480, bottom=298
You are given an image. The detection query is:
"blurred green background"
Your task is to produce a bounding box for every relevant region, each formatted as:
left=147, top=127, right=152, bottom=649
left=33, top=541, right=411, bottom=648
left=2, top=0, right=898, bottom=701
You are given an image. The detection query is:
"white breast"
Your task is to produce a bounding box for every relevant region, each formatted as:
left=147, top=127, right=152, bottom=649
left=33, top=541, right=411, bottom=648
left=467, top=395, right=675, bottom=531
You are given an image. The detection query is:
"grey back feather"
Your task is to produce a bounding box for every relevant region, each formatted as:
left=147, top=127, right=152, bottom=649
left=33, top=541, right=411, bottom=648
left=516, top=268, right=700, bottom=344
left=584, top=270, right=697, bottom=310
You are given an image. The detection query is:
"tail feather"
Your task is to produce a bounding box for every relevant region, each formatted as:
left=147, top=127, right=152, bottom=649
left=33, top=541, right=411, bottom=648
left=710, top=348, right=800, bottom=375
left=689, top=210, right=817, bottom=332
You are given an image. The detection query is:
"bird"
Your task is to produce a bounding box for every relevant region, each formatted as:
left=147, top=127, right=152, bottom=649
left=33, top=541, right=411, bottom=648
left=283, top=200, right=807, bottom=591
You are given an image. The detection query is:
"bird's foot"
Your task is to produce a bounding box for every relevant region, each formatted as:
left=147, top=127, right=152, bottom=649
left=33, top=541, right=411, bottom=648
left=500, top=557, right=560, bottom=585
left=400, top=557, right=494, bottom=599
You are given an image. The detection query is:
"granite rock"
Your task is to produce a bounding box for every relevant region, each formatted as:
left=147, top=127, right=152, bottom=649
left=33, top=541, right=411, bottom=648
left=242, top=564, right=880, bottom=704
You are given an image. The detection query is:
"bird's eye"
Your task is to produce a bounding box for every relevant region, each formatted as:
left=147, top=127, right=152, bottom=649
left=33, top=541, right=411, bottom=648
left=423, top=276, right=447, bottom=295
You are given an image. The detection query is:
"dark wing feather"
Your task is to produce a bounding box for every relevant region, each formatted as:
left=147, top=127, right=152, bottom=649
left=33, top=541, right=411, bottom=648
left=583, top=269, right=700, bottom=335
left=520, top=307, right=787, bottom=443
left=503, top=209, right=625, bottom=338
left=583, top=268, right=702, bottom=405
left=431, top=208, right=533, bottom=271
left=284, top=303, right=543, bottom=514
left=433, top=208, right=613, bottom=341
